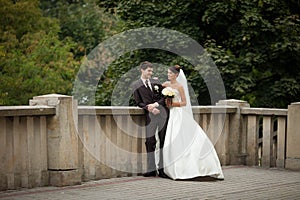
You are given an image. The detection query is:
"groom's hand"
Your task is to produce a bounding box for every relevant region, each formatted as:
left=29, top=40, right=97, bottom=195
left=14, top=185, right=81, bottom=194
left=147, top=104, right=154, bottom=112
left=152, top=108, right=160, bottom=115
left=147, top=103, right=158, bottom=112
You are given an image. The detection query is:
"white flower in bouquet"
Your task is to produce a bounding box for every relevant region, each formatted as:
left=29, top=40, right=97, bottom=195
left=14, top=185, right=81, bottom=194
left=162, top=87, right=175, bottom=98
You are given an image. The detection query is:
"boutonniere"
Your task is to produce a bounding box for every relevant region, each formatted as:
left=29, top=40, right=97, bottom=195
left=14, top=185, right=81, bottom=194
left=154, top=85, right=159, bottom=92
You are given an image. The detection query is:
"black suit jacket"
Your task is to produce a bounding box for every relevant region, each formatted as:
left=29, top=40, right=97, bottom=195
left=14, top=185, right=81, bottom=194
left=132, top=78, right=165, bottom=112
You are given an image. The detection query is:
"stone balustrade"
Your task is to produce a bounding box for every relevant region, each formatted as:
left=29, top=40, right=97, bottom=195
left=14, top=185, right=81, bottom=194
left=0, top=105, right=55, bottom=190
left=0, top=94, right=299, bottom=191
left=240, top=107, right=288, bottom=168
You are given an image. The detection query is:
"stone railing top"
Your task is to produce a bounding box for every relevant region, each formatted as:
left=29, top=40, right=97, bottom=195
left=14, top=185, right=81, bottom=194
left=241, top=107, right=288, bottom=116
left=192, top=106, right=237, bottom=114
left=291, top=102, right=300, bottom=105
left=0, top=106, right=56, bottom=116
left=216, top=99, right=250, bottom=108
left=0, top=104, right=289, bottom=117
left=78, top=106, right=144, bottom=115
left=78, top=105, right=237, bottom=115
left=33, top=93, right=71, bottom=98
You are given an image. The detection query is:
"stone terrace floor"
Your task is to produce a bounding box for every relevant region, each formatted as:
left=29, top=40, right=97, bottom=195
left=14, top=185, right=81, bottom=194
left=0, top=166, right=300, bottom=200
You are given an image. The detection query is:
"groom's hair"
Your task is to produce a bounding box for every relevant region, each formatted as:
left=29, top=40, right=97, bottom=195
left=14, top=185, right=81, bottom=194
left=140, top=61, right=153, bottom=70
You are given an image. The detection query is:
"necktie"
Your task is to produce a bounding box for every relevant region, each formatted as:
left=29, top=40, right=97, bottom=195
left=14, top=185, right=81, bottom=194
left=145, top=80, right=152, bottom=91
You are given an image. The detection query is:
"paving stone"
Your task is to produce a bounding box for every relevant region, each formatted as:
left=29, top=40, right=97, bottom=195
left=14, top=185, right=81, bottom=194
left=0, top=166, right=299, bottom=200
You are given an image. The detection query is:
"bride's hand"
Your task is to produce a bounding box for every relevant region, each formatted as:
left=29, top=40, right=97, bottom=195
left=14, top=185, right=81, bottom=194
left=165, top=99, right=172, bottom=107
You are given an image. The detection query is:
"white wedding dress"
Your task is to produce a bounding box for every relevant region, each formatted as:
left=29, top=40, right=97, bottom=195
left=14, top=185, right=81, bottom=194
left=162, top=71, right=224, bottom=180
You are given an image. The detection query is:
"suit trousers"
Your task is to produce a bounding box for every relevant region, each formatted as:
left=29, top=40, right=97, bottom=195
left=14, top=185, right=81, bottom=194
left=145, top=111, right=168, bottom=172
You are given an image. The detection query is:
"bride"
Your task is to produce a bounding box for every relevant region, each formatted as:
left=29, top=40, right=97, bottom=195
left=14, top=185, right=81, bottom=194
left=161, top=65, right=224, bottom=180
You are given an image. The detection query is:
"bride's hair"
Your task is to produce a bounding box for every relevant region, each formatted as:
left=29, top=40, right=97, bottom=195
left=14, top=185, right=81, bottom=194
left=169, top=65, right=181, bottom=74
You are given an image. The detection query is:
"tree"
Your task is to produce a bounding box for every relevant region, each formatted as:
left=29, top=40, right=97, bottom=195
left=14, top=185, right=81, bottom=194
left=93, top=0, right=209, bottom=106
left=0, top=0, right=78, bottom=105
left=39, top=0, right=124, bottom=106
left=40, top=0, right=120, bottom=58
left=95, top=0, right=300, bottom=108
left=202, top=0, right=300, bottom=107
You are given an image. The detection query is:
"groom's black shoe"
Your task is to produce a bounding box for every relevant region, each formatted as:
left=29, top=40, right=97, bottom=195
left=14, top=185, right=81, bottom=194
left=142, top=171, right=156, bottom=177
left=158, top=169, right=168, bottom=178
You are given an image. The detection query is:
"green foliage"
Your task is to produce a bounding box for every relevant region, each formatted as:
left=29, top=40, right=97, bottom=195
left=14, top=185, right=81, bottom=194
left=95, top=50, right=187, bottom=106
left=202, top=0, right=300, bottom=107
left=40, top=0, right=120, bottom=57
left=0, top=0, right=78, bottom=105
left=91, top=0, right=300, bottom=107
left=93, top=0, right=209, bottom=106
left=1, top=0, right=299, bottom=108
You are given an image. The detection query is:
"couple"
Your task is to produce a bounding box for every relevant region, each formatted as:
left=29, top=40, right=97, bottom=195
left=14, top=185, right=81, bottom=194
left=132, top=61, right=224, bottom=180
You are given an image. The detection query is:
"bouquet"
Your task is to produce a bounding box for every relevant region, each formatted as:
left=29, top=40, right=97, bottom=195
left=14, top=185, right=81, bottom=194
left=162, top=87, right=175, bottom=107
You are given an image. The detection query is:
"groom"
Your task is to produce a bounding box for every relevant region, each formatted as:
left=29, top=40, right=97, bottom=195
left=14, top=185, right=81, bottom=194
left=132, top=61, right=169, bottom=178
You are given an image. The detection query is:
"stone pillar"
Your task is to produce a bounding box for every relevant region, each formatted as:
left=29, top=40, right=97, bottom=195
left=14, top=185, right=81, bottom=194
left=30, top=94, right=81, bottom=186
left=216, top=99, right=250, bottom=165
left=286, top=102, right=300, bottom=170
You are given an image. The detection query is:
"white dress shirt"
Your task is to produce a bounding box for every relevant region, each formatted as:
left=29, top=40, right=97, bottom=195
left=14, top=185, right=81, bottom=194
left=140, top=78, right=159, bottom=107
